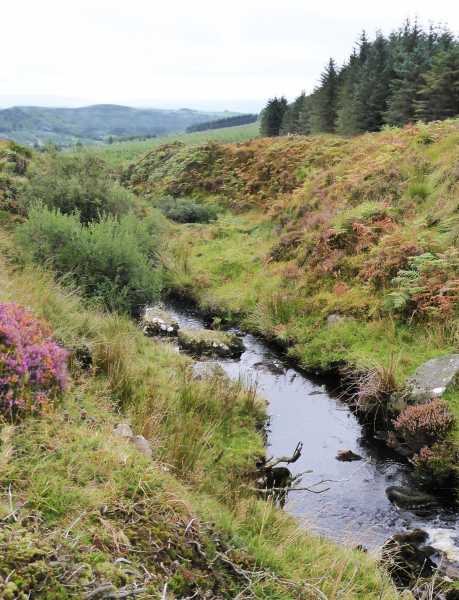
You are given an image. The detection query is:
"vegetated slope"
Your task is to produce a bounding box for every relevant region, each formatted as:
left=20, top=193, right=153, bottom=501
left=85, top=121, right=261, bottom=169
left=0, top=145, right=399, bottom=598
left=186, top=114, right=259, bottom=133
left=0, top=139, right=31, bottom=216
left=125, top=119, right=459, bottom=427
left=125, top=133, right=324, bottom=201
left=0, top=104, right=240, bottom=147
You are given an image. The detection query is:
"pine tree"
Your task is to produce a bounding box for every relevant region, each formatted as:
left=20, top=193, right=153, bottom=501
left=264, top=21, right=459, bottom=137
left=280, top=93, right=308, bottom=134
left=356, top=33, right=392, bottom=131
left=260, top=97, right=288, bottom=136
left=416, top=46, right=459, bottom=121
left=310, top=59, right=339, bottom=133
left=335, top=52, right=362, bottom=135
left=384, top=21, right=432, bottom=126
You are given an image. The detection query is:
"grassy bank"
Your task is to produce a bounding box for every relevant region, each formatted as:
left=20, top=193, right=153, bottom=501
left=0, top=141, right=399, bottom=598
left=79, top=121, right=260, bottom=169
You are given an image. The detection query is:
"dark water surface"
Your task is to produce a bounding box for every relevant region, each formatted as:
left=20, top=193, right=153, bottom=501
left=164, top=302, right=459, bottom=558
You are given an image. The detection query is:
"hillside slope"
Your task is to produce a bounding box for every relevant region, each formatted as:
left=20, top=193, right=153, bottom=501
left=86, top=121, right=261, bottom=168
left=125, top=119, right=459, bottom=478
left=0, top=105, right=239, bottom=146
left=0, top=141, right=400, bottom=598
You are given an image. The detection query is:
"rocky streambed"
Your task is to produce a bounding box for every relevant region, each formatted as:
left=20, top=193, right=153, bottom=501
left=142, top=301, right=459, bottom=587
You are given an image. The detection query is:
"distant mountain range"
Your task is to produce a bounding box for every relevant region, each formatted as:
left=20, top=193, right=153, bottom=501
left=0, top=104, right=241, bottom=146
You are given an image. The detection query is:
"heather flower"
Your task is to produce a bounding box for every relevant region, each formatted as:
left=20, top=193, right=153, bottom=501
left=393, top=399, right=455, bottom=451
left=0, top=303, right=69, bottom=419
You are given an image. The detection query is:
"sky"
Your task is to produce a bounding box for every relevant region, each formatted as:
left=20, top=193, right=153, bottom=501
left=1, top=0, right=458, bottom=112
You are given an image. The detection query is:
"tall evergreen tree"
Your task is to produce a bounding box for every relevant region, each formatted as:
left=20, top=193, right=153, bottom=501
left=310, top=59, right=339, bottom=133
left=335, top=52, right=363, bottom=135
left=260, top=97, right=288, bottom=136
left=384, top=22, right=432, bottom=126
left=416, top=46, right=459, bottom=121
left=356, top=33, right=392, bottom=131
left=270, top=21, right=459, bottom=137
left=280, top=93, right=303, bottom=134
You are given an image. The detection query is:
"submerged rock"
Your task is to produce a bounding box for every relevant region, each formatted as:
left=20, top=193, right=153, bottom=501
left=178, top=327, right=244, bottom=358
left=405, top=354, right=459, bottom=403
left=141, top=306, right=179, bottom=337
left=382, top=529, right=436, bottom=586
left=336, top=449, right=362, bottom=462
left=385, top=486, right=439, bottom=513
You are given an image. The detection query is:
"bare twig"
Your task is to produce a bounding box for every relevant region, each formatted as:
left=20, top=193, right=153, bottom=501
left=184, top=518, right=196, bottom=536
left=265, top=442, right=303, bottom=468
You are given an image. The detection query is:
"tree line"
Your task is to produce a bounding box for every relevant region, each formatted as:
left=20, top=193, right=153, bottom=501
left=261, top=21, right=459, bottom=137
left=186, top=113, right=258, bottom=133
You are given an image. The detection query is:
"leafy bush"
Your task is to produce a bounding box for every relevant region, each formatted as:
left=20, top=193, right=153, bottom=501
left=20, top=152, right=135, bottom=223
left=385, top=251, right=459, bottom=319
left=155, top=196, right=219, bottom=223
left=0, top=303, right=68, bottom=418
left=393, top=399, right=455, bottom=451
left=16, top=207, right=163, bottom=313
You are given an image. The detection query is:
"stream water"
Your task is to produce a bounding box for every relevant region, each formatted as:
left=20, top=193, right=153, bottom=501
left=163, top=302, right=459, bottom=559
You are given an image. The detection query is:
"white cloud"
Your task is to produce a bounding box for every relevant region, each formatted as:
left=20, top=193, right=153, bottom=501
left=2, top=0, right=458, bottom=111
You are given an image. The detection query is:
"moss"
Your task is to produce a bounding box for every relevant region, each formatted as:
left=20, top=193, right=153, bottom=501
left=178, top=327, right=244, bottom=357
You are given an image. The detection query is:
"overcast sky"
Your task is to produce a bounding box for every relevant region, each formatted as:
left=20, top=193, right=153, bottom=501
left=2, top=0, right=458, bottom=112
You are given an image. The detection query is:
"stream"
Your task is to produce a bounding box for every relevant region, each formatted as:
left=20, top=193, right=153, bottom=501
left=163, top=301, right=459, bottom=559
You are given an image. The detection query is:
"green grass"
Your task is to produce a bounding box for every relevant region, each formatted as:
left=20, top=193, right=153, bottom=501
left=81, top=121, right=260, bottom=168
left=0, top=234, right=399, bottom=598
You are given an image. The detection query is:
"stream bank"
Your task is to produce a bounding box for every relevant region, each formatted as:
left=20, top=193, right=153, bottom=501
left=155, top=300, right=459, bottom=568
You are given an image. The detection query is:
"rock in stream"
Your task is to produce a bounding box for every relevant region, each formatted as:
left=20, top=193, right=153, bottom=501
left=178, top=327, right=244, bottom=358
left=141, top=306, right=179, bottom=337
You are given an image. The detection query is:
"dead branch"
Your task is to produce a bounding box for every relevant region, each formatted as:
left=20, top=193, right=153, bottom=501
left=252, top=485, right=330, bottom=494
left=264, top=441, right=303, bottom=469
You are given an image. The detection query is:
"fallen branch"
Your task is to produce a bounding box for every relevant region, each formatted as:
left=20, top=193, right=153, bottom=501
left=250, top=485, right=330, bottom=494
left=265, top=442, right=303, bottom=469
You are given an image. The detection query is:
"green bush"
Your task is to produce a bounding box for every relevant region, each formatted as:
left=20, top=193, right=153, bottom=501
left=155, top=196, right=219, bottom=223
left=20, top=152, right=135, bottom=223
left=16, top=207, right=163, bottom=313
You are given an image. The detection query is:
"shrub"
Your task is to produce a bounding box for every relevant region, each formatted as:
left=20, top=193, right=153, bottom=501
left=20, top=152, right=135, bottom=223
left=412, top=443, right=458, bottom=489
left=0, top=303, right=68, bottom=418
left=393, top=399, right=455, bottom=451
left=16, top=207, right=163, bottom=313
left=155, top=196, right=219, bottom=223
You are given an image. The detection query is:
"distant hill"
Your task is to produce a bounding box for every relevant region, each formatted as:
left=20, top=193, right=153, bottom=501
left=0, top=104, right=241, bottom=147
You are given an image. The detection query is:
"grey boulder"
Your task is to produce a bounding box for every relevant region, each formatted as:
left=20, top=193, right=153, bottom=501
left=405, top=354, right=459, bottom=403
